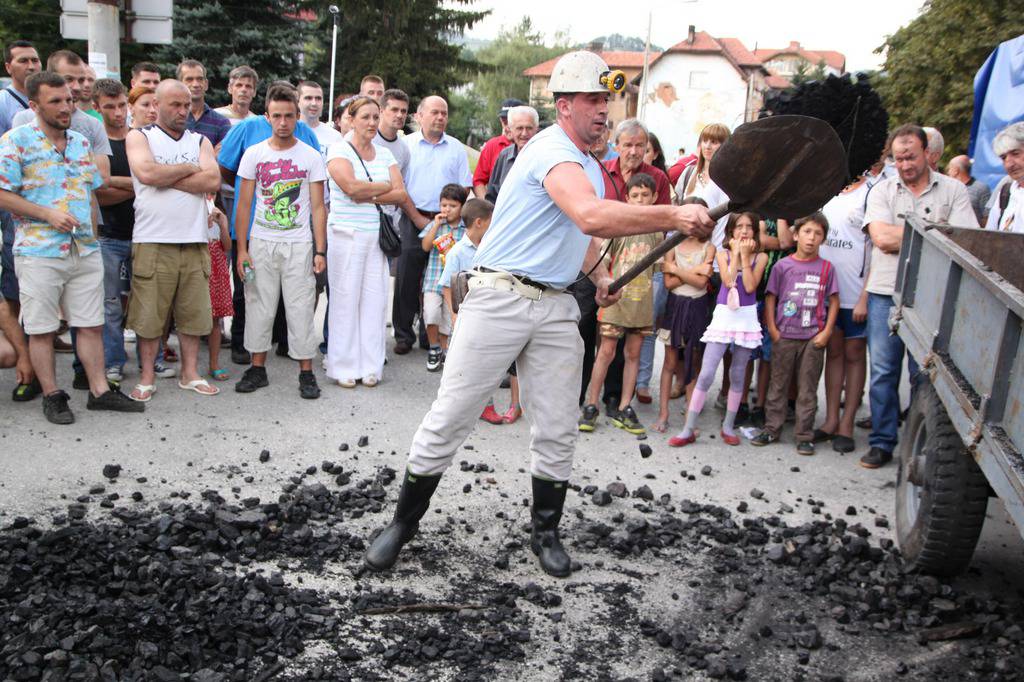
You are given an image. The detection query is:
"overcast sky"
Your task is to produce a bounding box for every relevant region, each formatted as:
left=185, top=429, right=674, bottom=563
left=462, top=0, right=927, bottom=72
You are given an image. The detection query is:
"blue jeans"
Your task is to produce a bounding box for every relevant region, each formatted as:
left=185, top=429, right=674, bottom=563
left=100, top=237, right=131, bottom=370
left=867, top=293, right=919, bottom=453
left=637, top=271, right=667, bottom=390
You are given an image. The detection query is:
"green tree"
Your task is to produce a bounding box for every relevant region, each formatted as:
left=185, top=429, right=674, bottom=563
left=150, top=0, right=314, bottom=107
left=302, top=0, right=488, bottom=107
left=0, top=0, right=149, bottom=78
left=875, top=0, right=1024, bottom=159
left=470, top=17, right=566, bottom=137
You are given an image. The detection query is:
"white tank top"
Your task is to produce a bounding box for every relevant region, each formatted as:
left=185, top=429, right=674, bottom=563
left=132, top=125, right=208, bottom=243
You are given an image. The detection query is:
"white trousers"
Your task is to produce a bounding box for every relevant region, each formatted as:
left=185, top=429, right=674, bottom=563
left=326, top=230, right=388, bottom=381
left=243, top=238, right=317, bottom=359
left=408, top=285, right=583, bottom=481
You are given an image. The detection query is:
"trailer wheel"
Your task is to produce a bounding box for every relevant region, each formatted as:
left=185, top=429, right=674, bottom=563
left=895, top=379, right=988, bottom=576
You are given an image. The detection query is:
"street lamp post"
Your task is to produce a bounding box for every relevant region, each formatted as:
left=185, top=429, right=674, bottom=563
left=327, top=5, right=340, bottom=124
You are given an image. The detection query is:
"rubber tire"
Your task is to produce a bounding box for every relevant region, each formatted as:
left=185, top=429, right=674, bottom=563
left=895, top=379, right=989, bottom=576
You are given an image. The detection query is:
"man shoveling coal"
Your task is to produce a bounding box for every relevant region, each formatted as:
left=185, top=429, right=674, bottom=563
left=363, top=51, right=714, bottom=577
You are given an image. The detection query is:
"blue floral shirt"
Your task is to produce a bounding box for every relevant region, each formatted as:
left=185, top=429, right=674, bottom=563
left=0, top=123, right=102, bottom=258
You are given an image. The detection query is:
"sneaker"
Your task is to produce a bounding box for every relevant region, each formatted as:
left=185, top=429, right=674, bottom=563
left=611, top=405, right=646, bottom=435
left=749, top=406, right=766, bottom=428
left=750, top=430, right=779, bottom=447
left=235, top=366, right=269, bottom=393
left=87, top=387, right=145, bottom=413
left=578, top=404, right=599, bottom=432
left=859, top=447, right=893, bottom=469
left=43, top=390, right=74, bottom=424
left=298, top=372, right=321, bottom=399
left=72, top=371, right=89, bottom=390
left=123, top=329, right=137, bottom=343
left=231, top=347, right=251, bottom=365
left=796, top=440, right=816, bottom=456
left=480, top=404, right=504, bottom=424
left=426, top=347, right=442, bottom=372
left=12, top=378, right=42, bottom=402
left=153, top=363, right=177, bottom=379
left=105, top=367, right=124, bottom=383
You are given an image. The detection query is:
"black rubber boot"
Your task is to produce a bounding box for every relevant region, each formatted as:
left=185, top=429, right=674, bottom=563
left=530, top=476, right=572, bottom=577
left=364, top=470, right=442, bottom=571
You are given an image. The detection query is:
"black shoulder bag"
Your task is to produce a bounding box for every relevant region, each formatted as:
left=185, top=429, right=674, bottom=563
left=346, top=141, right=401, bottom=257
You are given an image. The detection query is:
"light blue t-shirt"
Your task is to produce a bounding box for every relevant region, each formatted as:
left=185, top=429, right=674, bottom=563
left=473, top=125, right=604, bottom=289
left=0, top=87, right=29, bottom=136
left=438, top=234, right=478, bottom=291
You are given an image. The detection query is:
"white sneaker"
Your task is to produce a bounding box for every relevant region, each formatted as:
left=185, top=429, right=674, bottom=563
left=338, top=378, right=357, bottom=388
left=362, top=374, right=379, bottom=387
left=124, top=329, right=136, bottom=343
left=153, top=363, right=177, bottom=379
left=105, top=367, right=124, bottom=382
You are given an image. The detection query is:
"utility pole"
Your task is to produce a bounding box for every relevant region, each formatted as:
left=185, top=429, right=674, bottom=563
left=88, top=0, right=120, bottom=78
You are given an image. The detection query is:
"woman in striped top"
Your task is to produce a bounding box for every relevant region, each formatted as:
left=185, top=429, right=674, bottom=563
left=324, top=96, right=408, bottom=388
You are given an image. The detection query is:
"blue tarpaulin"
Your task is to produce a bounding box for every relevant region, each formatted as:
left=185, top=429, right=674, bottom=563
left=968, top=34, right=1024, bottom=190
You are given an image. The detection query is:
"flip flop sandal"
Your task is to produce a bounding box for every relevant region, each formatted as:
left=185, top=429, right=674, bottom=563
left=209, top=369, right=230, bottom=381
left=812, top=429, right=834, bottom=443
left=178, top=378, right=219, bottom=396
left=832, top=435, right=856, bottom=453
left=129, top=384, right=156, bottom=402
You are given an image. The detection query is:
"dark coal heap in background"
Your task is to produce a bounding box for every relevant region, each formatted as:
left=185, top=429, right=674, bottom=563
left=2, top=463, right=1024, bottom=681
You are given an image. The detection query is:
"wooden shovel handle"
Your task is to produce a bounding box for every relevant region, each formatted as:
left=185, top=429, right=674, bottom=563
left=607, top=201, right=732, bottom=295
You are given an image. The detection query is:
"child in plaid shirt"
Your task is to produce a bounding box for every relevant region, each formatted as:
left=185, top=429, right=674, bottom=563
left=419, top=183, right=468, bottom=372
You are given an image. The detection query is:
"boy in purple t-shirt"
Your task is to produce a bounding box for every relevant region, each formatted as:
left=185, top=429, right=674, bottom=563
left=752, top=212, right=839, bottom=454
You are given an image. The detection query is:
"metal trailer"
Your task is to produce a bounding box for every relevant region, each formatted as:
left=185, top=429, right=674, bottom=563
left=891, top=214, right=1024, bottom=575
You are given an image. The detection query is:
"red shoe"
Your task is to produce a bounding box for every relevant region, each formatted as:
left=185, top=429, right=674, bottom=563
left=636, top=390, right=653, bottom=404
left=720, top=430, right=740, bottom=446
left=163, top=347, right=179, bottom=363
left=668, top=432, right=697, bottom=447
left=502, top=405, right=522, bottom=424
left=480, top=405, right=504, bottom=424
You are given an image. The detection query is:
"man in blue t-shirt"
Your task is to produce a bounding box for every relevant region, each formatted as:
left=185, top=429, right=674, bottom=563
left=364, top=52, right=713, bottom=578
left=217, top=86, right=320, bottom=365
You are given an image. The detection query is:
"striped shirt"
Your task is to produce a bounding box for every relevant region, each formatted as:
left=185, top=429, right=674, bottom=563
left=326, top=140, right=397, bottom=233
left=419, top=219, right=465, bottom=294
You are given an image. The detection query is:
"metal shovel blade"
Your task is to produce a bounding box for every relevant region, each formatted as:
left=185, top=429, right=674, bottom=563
left=709, top=114, right=847, bottom=219
left=608, top=115, right=847, bottom=294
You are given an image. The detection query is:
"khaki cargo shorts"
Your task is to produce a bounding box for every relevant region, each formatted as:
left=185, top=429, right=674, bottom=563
left=127, top=242, right=212, bottom=339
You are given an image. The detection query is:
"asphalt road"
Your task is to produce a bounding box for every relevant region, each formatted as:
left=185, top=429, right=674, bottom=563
left=1, top=314, right=1022, bottom=680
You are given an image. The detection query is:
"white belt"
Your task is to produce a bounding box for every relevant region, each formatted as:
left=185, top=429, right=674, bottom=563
left=468, top=269, right=560, bottom=301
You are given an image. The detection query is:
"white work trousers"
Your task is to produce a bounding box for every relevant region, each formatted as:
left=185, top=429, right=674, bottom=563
left=408, top=285, right=583, bottom=481
left=243, top=238, right=317, bottom=359
left=325, top=230, right=388, bottom=382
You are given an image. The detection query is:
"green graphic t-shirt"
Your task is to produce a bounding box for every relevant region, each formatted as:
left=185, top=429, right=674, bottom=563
left=237, top=138, right=327, bottom=242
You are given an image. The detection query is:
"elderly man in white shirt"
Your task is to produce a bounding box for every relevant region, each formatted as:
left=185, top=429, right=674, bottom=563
left=985, top=122, right=1024, bottom=233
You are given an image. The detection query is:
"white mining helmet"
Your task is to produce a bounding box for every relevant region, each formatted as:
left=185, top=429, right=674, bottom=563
left=547, top=50, right=627, bottom=95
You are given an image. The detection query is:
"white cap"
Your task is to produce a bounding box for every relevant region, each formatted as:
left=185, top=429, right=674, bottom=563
left=548, top=51, right=613, bottom=94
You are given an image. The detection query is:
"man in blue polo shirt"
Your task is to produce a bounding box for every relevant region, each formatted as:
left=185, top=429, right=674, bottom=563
left=392, top=95, right=472, bottom=355
left=218, top=83, right=321, bottom=365
left=364, top=52, right=713, bottom=578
